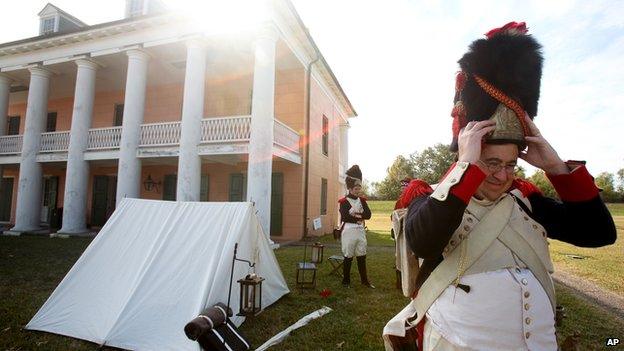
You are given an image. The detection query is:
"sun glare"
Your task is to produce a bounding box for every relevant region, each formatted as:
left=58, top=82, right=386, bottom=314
left=163, top=0, right=269, bottom=36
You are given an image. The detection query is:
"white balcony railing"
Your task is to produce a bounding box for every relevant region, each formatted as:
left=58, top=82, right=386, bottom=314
left=40, top=131, right=71, bottom=153
left=0, top=116, right=301, bottom=158
left=0, top=135, right=23, bottom=154
left=140, top=121, right=181, bottom=147
left=274, top=120, right=300, bottom=152
left=87, top=126, right=123, bottom=150
left=201, top=116, right=251, bottom=143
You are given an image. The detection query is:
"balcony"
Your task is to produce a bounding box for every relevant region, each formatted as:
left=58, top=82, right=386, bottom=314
left=0, top=116, right=301, bottom=164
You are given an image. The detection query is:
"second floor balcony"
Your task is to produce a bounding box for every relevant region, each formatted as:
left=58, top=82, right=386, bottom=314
left=0, top=115, right=301, bottom=164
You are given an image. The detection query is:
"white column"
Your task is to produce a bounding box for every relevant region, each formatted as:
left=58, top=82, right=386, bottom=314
left=116, top=49, right=149, bottom=205
left=339, top=122, right=349, bottom=173
left=58, top=59, right=98, bottom=234
left=176, top=40, right=207, bottom=201
left=11, top=67, right=51, bottom=232
left=246, top=24, right=278, bottom=238
left=0, top=74, right=12, bottom=135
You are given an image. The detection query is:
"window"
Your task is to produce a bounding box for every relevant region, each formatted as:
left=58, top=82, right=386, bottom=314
left=320, top=178, right=328, bottom=215
left=41, top=17, right=56, bottom=34
left=46, top=112, right=57, bottom=132
left=322, top=115, right=329, bottom=156
left=114, top=104, right=124, bottom=126
left=7, top=116, right=20, bottom=135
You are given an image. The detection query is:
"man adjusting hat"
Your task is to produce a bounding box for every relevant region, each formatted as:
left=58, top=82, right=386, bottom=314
left=383, top=22, right=616, bottom=350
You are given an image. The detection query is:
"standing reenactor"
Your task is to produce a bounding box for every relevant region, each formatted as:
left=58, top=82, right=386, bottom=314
left=339, top=165, right=375, bottom=288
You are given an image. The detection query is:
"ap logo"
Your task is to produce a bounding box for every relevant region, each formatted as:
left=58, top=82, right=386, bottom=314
left=606, top=338, right=620, bottom=346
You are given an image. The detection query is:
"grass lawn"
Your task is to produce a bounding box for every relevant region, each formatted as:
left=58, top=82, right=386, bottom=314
left=549, top=216, right=624, bottom=295
left=1, top=201, right=622, bottom=350
left=606, top=203, right=624, bottom=216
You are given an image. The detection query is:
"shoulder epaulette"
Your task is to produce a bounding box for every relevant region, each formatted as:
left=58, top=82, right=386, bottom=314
left=397, top=179, right=433, bottom=209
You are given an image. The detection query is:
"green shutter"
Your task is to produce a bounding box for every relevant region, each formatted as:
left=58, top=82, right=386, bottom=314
left=91, top=176, right=109, bottom=226
left=163, top=174, right=177, bottom=201
left=320, top=178, right=328, bottom=215
left=270, top=173, right=284, bottom=236
left=0, top=178, right=13, bottom=222
left=322, top=116, right=329, bottom=156
left=229, top=174, right=246, bottom=202
left=201, top=175, right=210, bottom=202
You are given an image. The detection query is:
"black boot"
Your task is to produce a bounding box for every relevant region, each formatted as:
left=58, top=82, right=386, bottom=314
left=342, top=257, right=353, bottom=287
left=357, top=255, right=375, bottom=289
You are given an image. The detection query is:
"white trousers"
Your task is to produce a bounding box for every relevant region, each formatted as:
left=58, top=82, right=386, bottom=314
left=341, top=226, right=367, bottom=257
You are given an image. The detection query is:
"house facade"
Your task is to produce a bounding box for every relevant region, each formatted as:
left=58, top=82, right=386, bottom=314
left=0, top=0, right=355, bottom=241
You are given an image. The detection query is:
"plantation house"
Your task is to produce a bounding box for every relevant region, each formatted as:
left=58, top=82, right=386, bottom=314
left=0, top=0, right=355, bottom=241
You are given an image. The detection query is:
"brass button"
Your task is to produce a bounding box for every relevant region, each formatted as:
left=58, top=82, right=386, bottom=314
left=525, top=332, right=530, bottom=339
left=532, top=224, right=538, bottom=229
left=524, top=291, right=530, bottom=298
left=450, top=240, right=456, bottom=246
left=515, top=267, right=521, bottom=273
left=463, top=225, right=470, bottom=231
left=525, top=317, right=531, bottom=325
left=450, top=178, right=457, bottom=184
left=524, top=216, right=529, bottom=221
left=440, top=194, right=446, bottom=199
left=542, top=231, right=547, bottom=237
left=521, top=278, right=528, bottom=285
left=524, top=303, right=530, bottom=310
left=467, top=217, right=473, bottom=223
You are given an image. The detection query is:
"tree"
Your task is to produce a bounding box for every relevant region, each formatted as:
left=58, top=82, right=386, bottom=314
left=616, top=168, right=624, bottom=201
left=374, top=155, right=413, bottom=200
left=515, top=165, right=527, bottom=179
left=360, top=179, right=375, bottom=199
left=528, top=170, right=558, bottom=199
left=410, top=143, right=456, bottom=184
left=595, top=172, right=617, bottom=202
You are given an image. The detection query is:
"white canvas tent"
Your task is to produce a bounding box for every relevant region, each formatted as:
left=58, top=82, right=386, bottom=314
left=26, top=199, right=289, bottom=351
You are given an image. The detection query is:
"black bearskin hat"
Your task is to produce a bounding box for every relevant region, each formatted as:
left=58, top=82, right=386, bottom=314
left=450, top=22, right=543, bottom=151
left=345, top=165, right=362, bottom=189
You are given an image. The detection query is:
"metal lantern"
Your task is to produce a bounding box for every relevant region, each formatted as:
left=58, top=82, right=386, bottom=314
left=226, top=243, right=264, bottom=318
left=311, top=242, right=324, bottom=264
left=143, top=174, right=161, bottom=192
left=237, top=273, right=265, bottom=317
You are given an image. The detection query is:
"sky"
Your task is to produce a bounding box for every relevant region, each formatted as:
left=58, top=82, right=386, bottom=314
left=1, top=0, right=623, bottom=183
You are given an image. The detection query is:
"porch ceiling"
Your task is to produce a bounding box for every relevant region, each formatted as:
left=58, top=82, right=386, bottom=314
left=6, top=35, right=266, bottom=103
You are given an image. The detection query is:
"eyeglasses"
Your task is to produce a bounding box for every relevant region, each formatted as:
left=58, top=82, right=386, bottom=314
left=479, top=160, right=518, bottom=174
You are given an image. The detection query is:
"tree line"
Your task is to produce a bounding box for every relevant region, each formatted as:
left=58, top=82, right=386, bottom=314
left=367, top=143, right=624, bottom=203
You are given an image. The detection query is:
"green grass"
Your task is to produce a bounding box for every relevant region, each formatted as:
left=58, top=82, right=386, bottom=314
left=549, top=216, right=624, bottom=295
left=606, top=203, right=624, bottom=216
left=1, top=201, right=623, bottom=350
left=554, top=283, right=624, bottom=351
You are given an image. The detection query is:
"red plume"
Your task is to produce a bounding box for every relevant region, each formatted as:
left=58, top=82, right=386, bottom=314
left=397, top=180, right=433, bottom=209
left=512, top=178, right=542, bottom=197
